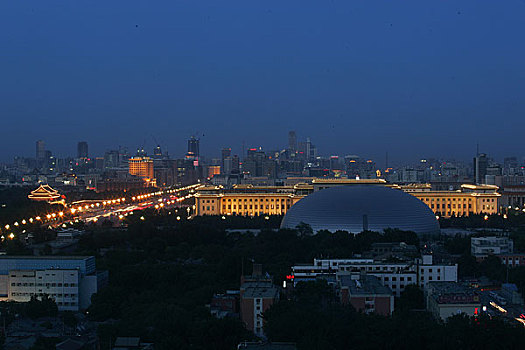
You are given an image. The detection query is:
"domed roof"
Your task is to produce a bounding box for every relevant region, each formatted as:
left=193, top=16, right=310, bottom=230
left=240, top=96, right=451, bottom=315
left=281, top=185, right=439, bottom=235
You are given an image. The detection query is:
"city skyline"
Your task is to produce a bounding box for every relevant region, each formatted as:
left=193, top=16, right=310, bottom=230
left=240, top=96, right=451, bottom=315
left=5, top=136, right=524, bottom=170
left=2, top=1, right=525, bottom=163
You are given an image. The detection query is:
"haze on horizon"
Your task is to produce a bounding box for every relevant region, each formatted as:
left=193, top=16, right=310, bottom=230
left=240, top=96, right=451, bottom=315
left=1, top=0, right=525, bottom=164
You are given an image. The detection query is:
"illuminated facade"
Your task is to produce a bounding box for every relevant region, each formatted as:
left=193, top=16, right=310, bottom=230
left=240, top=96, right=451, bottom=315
left=400, top=184, right=500, bottom=217
left=128, top=157, right=155, bottom=186
left=195, top=180, right=500, bottom=218
left=195, top=185, right=304, bottom=216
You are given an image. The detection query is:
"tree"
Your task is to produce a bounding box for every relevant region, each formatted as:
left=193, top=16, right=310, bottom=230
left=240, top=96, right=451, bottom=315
left=25, top=295, right=58, bottom=319
left=296, top=222, right=313, bottom=236
left=62, top=311, right=77, bottom=329
left=396, top=284, right=425, bottom=312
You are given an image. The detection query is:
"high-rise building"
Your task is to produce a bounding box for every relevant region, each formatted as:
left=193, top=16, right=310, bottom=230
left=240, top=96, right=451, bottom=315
left=153, top=145, right=163, bottom=159
left=36, top=140, right=46, bottom=160
left=221, top=148, right=231, bottom=163
left=187, top=136, right=200, bottom=158
left=128, top=156, right=154, bottom=185
left=288, top=131, right=297, bottom=152
left=221, top=148, right=232, bottom=174
left=77, top=141, right=88, bottom=159
left=473, top=153, right=488, bottom=184
left=504, top=157, right=518, bottom=175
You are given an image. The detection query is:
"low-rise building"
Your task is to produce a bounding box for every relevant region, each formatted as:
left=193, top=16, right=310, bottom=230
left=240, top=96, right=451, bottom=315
left=292, top=255, right=457, bottom=297
left=0, top=256, right=106, bottom=311
left=471, top=236, right=514, bottom=258
left=339, top=274, right=394, bottom=316
left=240, top=265, right=279, bottom=337
left=497, top=253, right=525, bottom=267
left=425, top=282, right=481, bottom=321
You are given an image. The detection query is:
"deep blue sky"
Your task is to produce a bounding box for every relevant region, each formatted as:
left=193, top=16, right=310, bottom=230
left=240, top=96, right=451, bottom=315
left=1, top=1, right=524, bottom=165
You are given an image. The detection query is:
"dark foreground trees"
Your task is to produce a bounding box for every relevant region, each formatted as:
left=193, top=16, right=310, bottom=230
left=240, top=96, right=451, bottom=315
left=264, top=281, right=525, bottom=350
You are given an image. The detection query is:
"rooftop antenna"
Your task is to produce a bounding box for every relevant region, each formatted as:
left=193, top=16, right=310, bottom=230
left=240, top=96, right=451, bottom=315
left=476, top=142, right=479, bottom=156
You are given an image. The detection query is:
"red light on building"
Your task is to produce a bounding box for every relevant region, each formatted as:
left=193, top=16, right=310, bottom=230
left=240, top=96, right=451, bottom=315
left=285, top=275, right=294, bottom=280
left=474, top=307, right=479, bottom=315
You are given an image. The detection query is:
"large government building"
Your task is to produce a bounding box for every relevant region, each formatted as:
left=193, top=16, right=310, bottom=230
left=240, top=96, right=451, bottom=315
left=194, top=179, right=500, bottom=218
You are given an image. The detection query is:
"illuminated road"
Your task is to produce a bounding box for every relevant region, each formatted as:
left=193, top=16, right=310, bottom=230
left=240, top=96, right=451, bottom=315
left=1, top=184, right=201, bottom=236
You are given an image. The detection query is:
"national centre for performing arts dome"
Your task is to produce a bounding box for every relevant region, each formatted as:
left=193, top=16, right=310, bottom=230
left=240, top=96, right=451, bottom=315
left=280, top=185, right=440, bottom=235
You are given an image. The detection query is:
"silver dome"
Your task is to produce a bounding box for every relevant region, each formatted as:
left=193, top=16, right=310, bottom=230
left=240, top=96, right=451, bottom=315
left=281, top=185, right=440, bottom=235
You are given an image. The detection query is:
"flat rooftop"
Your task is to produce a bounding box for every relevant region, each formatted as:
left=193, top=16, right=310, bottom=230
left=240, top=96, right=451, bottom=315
left=340, top=275, right=392, bottom=296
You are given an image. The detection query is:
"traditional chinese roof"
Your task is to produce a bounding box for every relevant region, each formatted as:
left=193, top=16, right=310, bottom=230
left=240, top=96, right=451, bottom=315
left=28, top=184, right=61, bottom=201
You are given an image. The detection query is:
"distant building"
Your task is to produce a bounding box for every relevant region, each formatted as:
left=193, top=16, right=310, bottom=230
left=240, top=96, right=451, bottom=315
left=499, top=185, right=525, bottom=208
left=77, top=141, right=88, bottom=159
left=288, top=131, right=297, bottom=153
left=471, top=236, right=514, bottom=258
left=153, top=144, right=163, bottom=159
left=187, top=136, right=200, bottom=159
left=425, top=281, right=481, bottom=321
left=95, top=177, right=147, bottom=193
left=339, top=274, right=394, bottom=316
left=128, top=156, right=155, bottom=186
left=208, top=165, right=221, bottom=179
left=474, top=153, right=489, bottom=184
left=368, top=242, right=419, bottom=259
left=36, top=140, right=46, bottom=160
left=0, top=256, right=106, bottom=311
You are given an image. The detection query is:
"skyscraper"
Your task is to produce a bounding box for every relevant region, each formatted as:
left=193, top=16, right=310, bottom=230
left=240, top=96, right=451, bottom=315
left=187, top=136, right=200, bottom=158
left=221, top=148, right=231, bottom=173
left=77, top=141, right=88, bottom=159
left=153, top=145, right=163, bottom=159
left=36, top=140, right=45, bottom=160
left=473, top=153, right=488, bottom=184
left=288, top=131, right=297, bottom=152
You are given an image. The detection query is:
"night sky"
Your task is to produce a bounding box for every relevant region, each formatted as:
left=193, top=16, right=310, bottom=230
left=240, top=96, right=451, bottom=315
left=1, top=1, right=525, bottom=164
